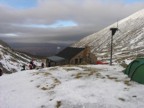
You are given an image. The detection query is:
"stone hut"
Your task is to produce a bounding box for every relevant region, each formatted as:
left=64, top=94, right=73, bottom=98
left=46, top=46, right=97, bottom=66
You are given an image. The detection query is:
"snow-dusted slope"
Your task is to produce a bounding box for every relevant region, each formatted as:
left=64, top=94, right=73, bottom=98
left=72, top=9, right=144, bottom=62
left=0, top=40, right=40, bottom=73
left=1, top=65, right=144, bottom=108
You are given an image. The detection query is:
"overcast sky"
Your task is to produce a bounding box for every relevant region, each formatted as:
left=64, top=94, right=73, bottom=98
left=0, top=0, right=144, bottom=45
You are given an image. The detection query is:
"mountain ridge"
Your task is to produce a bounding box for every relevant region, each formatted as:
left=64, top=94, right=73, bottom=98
left=0, top=40, right=40, bottom=73
left=72, top=9, right=144, bottom=63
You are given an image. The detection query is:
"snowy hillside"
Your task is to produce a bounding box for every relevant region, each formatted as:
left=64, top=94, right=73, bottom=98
left=0, top=65, right=144, bottom=108
left=0, top=40, right=40, bottom=73
left=72, top=9, right=144, bottom=63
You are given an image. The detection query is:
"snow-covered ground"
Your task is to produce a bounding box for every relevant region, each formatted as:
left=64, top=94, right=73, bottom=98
left=0, top=64, right=144, bottom=108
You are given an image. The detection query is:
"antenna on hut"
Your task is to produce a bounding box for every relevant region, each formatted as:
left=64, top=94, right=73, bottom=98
left=109, top=20, right=119, bottom=66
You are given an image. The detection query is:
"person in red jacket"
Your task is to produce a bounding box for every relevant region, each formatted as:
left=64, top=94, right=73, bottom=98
left=29, top=64, right=33, bottom=70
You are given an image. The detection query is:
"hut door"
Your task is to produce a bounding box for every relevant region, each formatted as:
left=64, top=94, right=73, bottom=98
left=75, top=59, right=78, bottom=64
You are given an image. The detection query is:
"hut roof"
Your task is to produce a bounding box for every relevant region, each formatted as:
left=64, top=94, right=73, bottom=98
left=47, top=56, right=65, bottom=62
left=56, top=47, right=85, bottom=60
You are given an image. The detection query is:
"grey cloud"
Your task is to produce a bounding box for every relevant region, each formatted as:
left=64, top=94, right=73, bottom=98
left=0, top=0, right=144, bottom=44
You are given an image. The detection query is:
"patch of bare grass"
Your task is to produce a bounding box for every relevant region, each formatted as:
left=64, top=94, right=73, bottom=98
left=56, top=101, right=62, bottom=108
left=88, top=71, right=97, bottom=76
left=124, top=80, right=131, bottom=86
left=32, top=72, right=51, bottom=77
left=96, top=72, right=101, bottom=78
left=64, top=68, right=79, bottom=72
left=32, top=72, right=40, bottom=76
left=36, top=85, right=40, bottom=88
left=118, top=97, right=125, bottom=101
left=53, top=78, right=61, bottom=84
left=120, top=61, right=128, bottom=68
left=37, top=85, right=49, bottom=91
left=106, top=75, right=118, bottom=80
left=74, top=72, right=88, bottom=79
left=115, top=79, right=121, bottom=82
left=49, top=67, right=58, bottom=71
left=43, top=72, right=51, bottom=76
left=48, top=77, right=61, bottom=90
left=41, top=87, right=48, bottom=90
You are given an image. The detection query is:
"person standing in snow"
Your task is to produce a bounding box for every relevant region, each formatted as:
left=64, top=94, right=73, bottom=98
left=41, top=62, right=44, bottom=68
left=29, top=63, right=33, bottom=70
left=30, top=60, right=34, bottom=67
left=30, top=60, right=36, bottom=69
left=48, top=61, right=51, bottom=67
left=21, top=64, right=26, bottom=71
left=0, top=68, right=3, bottom=76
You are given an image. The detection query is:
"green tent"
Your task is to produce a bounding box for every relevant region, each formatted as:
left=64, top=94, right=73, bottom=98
left=124, top=58, right=144, bottom=84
